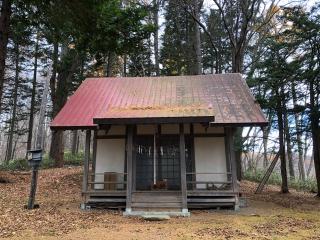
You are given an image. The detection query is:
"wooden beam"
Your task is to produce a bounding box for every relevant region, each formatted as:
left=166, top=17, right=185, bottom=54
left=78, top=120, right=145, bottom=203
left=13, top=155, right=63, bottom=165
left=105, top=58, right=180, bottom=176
left=179, top=124, right=188, bottom=212
left=93, top=116, right=215, bottom=125
left=82, top=130, right=91, bottom=205
left=125, top=125, right=134, bottom=213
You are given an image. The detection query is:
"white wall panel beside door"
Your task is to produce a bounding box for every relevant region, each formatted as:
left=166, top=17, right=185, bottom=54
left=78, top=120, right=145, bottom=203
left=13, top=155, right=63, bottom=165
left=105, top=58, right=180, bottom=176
left=194, top=137, right=227, bottom=189
left=95, top=139, right=125, bottom=189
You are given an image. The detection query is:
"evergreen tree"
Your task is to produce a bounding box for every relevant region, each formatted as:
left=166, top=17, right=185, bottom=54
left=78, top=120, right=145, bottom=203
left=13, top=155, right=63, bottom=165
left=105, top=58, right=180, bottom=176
left=160, top=0, right=189, bottom=75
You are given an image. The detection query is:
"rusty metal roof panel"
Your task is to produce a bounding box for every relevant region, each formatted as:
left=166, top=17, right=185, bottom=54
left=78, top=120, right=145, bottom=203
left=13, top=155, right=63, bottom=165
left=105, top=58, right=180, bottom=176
left=50, top=74, right=268, bottom=129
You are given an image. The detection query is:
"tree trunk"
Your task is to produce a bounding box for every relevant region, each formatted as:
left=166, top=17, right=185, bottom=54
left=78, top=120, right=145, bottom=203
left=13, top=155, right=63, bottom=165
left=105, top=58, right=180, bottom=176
left=307, top=152, right=314, bottom=178
left=262, top=112, right=273, bottom=168
left=5, top=43, right=19, bottom=163
left=50, top=130, right=64, bottom=167
left=153, top=0, right=159, bottom=76
left=106, top=52, right=114, bottom=77
left=231, top=46, right=244, bottom=73
left=309, top=78, right=320, bottom=196
left=262, top=121, right=272, bottom=169
left=123, top=54, right=127, bottom=77
left=35, top=78, right=49, bottom=149
left=262, top=127, right=269, bottom=168
left=276, top=91, right=289, bottom=193
left=49, top=40, right=63, bottom=167
left=291, top=82, right=306, bottom=180
left=0, top=0, right=12, bottom=114
left=191, top=0, right=202, bottom=75
left=284, top=109, right=295, bottom=180
left=49, top=43, right=80, bottom=167
left=71, top=130, right=78, bottom=155
left=147, top=35, right=152, bottom=76
left=26, top=36, right=39, bottom=154
left=231, top=46, right=244, bottom=179
left=49, top=40, right=58, bottom=116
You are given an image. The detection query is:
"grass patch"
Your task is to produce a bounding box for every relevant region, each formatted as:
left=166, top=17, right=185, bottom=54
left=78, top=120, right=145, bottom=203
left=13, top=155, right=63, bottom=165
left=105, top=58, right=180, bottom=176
left=243, top=169, right=317, bottom=193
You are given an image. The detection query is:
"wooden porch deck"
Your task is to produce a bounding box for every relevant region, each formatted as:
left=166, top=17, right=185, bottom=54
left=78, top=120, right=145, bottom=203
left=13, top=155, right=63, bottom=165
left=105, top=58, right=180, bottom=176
left=83, top=190, right=238, bottom=209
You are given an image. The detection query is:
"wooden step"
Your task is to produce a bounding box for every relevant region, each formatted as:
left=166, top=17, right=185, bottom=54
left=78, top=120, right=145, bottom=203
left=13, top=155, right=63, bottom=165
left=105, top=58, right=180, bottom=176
left=88, top=198, right=126, bottom=203
left=187, top=198, right=236, bottom=203
left=132, top=191, right=181, bottom=196
left=132, top=192, right=182, bottom=202
left=132, top=202, right=182, bottom=208
left=131, top=191, right=183, bottom=210
left=132, top=195, right=181, bottom=203
left=187, top=196, right=236, bottom=208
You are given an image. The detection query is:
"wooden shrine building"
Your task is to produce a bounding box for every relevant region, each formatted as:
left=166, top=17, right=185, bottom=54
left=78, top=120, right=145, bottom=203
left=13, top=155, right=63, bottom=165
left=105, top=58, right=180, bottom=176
left=50, top=74, right=267, bottom=216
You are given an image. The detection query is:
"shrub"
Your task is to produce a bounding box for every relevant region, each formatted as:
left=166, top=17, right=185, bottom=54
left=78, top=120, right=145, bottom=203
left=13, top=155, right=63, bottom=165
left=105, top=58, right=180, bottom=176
left=243, top=169, right=317, bottom=193
left=0, top=151, right=84, bottom=171
left=64, top=151, right=84, bottom=166
left=0, top=158, right=29, bottom=171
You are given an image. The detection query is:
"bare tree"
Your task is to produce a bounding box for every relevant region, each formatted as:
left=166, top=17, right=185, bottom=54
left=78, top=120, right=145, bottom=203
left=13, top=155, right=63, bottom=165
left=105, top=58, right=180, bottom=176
left=5, top=43, right=20, bottom=162
left=26, top=35, right=39, bottom=154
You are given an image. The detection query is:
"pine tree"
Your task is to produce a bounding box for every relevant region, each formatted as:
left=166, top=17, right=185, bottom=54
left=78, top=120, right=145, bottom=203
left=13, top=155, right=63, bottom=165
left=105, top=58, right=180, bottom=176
left=160, top=0, right=189, bottom=75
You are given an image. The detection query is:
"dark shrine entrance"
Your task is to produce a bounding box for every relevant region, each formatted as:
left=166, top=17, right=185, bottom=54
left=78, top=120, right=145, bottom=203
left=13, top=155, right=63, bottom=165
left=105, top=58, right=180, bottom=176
left=135, top=134, right=192, bottom=191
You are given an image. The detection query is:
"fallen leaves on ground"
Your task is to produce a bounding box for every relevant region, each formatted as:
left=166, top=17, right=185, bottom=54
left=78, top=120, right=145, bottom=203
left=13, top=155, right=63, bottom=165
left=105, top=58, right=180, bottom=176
left=241, top=180, right=320, bottom=211
left=0, top=167, right=320, bottom=240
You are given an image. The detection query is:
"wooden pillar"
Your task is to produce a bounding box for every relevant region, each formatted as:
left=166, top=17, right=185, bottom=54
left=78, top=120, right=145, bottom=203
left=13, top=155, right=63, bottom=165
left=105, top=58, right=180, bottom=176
left=92, top=130, right=97, bottom=173
left=125, top=125, right=134, bottom=213
left=132, top=125, right=137, bottom=191
left=81, top=130, right=91, bottom=208
left=179, top=124, right=188, bottom=213
left=224, top=127, right=231, bottom=182
left=190, top=124, right=196, bottom=190
left=226, top=127, right=239, bottom=210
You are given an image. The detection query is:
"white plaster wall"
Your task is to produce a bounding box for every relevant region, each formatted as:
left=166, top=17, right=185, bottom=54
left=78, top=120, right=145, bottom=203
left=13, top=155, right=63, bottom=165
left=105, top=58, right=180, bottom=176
left=95, top=139, right=125, bottom=189
left=194, top=137, right=227, bottom=189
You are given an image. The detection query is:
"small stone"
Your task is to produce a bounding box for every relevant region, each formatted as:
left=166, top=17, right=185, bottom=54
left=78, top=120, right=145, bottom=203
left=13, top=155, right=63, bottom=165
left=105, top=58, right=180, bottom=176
left=141, top=215, right=170, bottom=221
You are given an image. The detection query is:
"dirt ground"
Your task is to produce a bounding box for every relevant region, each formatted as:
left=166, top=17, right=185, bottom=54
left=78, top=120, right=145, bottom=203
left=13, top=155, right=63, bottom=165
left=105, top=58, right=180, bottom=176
left=1, top=167, right=320, bottom=240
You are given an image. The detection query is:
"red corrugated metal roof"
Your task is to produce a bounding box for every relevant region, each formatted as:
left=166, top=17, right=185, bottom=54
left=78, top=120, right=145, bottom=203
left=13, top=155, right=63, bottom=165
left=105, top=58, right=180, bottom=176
left=50, top=74, right=268, bottom=129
